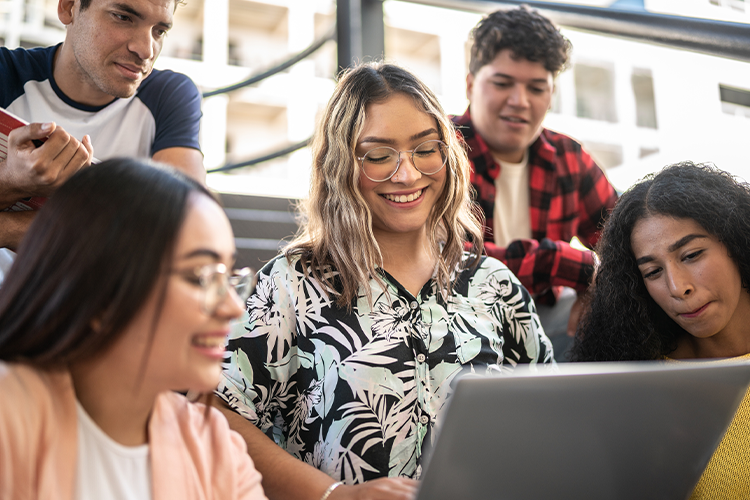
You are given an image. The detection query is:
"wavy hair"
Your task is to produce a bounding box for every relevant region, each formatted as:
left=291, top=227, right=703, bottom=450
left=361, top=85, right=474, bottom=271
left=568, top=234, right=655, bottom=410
left=285, top=62, right=483, bottom=309
left=469, top=5, right=571, bottom=75
left=0, top=158, right=212, bottom=368
left=571, top=162, right=750, bottom=361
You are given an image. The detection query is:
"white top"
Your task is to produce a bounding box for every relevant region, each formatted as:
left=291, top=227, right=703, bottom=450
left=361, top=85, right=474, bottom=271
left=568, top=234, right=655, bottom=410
left=74, top=400, right=152, bottom=500
left=492, top=151, right=532, bottom=248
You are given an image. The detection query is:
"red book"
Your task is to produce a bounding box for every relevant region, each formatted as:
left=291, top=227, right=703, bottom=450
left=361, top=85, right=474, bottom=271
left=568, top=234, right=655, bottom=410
left=1, top=107, right=49, bottom=212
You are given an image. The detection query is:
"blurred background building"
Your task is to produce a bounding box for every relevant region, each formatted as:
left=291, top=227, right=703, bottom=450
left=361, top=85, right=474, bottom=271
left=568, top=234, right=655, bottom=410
left=3, top=0, right=750, bottom=265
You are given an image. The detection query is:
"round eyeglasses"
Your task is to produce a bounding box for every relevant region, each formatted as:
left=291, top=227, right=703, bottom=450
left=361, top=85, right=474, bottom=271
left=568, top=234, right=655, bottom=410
left=174, top=264, right=256, bottom=315
left=356, top=139, right=448, bottom=182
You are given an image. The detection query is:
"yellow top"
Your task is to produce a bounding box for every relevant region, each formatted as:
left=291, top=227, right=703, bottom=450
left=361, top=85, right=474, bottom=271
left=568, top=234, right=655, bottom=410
left=669, top=354, right=750, bottom=500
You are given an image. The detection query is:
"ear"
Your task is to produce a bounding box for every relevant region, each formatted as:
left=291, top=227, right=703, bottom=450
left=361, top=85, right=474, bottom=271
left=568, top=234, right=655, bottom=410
left=58, top=0, right=76, bottom=25
left=466, top=73, right=475, bottom=102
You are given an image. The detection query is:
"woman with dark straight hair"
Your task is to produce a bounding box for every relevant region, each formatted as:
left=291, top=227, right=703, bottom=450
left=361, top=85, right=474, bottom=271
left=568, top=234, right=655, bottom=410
left=572, top=162, right=750, bottom=498
left=0, top=158, right=267, bottom=500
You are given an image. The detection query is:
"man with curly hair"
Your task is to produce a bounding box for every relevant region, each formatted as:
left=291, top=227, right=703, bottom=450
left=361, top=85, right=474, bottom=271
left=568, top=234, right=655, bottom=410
left=452, top=6, right=617, bottom=359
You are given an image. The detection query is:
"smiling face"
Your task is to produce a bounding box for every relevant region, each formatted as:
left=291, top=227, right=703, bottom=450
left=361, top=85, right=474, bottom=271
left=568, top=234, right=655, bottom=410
left=356, top=93, right=447, bottom=243
left=56, top=0, right=173, bottom=106
left=119, top=193, right=244, bottom=393
left=466, top=49, right=554, bottom=163
left=631, top=215, right=750, bottom=357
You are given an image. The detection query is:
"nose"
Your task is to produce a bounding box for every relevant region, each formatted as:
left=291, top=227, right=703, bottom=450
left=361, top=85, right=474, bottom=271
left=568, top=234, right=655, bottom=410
left=390, top=153, right=421, bottom=185
left=129, top=29, right=156, bottom=61
left=216, top=286, right=246, bottom=320
left=665, top=266, right=693, bottom=298
left=507, top=84, right=529, bottom=108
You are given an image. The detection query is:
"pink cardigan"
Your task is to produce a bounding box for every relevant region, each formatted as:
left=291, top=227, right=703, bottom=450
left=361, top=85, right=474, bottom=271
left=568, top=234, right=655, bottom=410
left=0, top=362, right=267, bottom=500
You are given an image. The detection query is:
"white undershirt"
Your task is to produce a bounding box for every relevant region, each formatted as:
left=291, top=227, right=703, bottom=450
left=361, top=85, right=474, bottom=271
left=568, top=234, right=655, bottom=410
left=74, top=400, right=152, bottom=500
left=492, top=151, right=532, bottom=248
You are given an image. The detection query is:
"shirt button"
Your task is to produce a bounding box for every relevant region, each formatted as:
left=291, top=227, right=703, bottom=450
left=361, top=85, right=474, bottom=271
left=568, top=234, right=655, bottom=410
left=420, top=415, right=429, bottom=425
left=410, top=301, right=418, bottom=309
left=416, top=353, right=426, bottom=363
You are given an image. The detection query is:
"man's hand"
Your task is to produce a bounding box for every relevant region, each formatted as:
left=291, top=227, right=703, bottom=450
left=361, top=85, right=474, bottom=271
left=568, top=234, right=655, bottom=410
left=0, top=122, right=93, bottom=207
left=329, top=478, right=419, bottom=500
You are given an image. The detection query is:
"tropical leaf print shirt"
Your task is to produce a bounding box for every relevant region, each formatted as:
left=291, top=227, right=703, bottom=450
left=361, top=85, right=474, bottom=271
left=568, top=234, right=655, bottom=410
left=217, top=252, right=554, bottom=484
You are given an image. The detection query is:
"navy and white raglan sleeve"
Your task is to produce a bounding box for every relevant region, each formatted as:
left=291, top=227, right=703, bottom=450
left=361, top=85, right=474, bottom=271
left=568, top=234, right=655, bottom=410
left=136, top=69, right=202, bottom=155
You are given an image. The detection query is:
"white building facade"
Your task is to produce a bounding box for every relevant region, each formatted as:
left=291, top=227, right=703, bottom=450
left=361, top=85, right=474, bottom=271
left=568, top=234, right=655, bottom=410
left=2, top=0, right=749, bottom=195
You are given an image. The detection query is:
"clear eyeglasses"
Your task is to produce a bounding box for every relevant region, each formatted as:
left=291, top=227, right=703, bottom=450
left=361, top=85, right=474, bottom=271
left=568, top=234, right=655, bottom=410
left=174, top=263, right=256, bottom=315
left=356, top=139, right=449, bottom=182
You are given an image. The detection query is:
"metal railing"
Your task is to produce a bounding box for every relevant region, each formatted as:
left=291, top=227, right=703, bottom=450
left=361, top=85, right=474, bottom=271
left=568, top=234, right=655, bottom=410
left=208, top=0, right=750, bottom=173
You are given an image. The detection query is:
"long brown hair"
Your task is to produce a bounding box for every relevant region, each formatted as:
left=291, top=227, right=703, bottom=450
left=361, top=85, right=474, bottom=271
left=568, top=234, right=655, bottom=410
left=286, top=62, right=483, bottom=308
left=0, top=158, right=213, bottom=368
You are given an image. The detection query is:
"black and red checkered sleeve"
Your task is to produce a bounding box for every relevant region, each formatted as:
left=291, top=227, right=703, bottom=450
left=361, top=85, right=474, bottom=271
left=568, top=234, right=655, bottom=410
left=572, top=148, right=618, bottom=248
left=483, top=237, right=595, bottom=295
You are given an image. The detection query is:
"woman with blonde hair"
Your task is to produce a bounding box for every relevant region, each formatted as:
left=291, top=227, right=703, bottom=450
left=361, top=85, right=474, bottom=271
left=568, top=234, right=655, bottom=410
left=217, top=62, right=553, bottom=500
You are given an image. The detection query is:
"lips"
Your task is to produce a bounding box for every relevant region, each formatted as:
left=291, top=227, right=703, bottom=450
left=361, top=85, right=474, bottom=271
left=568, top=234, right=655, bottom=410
left=382, top=189, right=423, bottom=203
left=116, top=62, right=147, bottom=80
left=191, top=333, right=228, bottom=360
left=679, top=303, right=710, bottom=318
left=501, top=115, right=528, bottom=124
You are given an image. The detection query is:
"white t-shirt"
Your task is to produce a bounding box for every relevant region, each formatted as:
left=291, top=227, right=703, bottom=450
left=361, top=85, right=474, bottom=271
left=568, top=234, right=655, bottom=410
left=74, top=400, right=152, bottom=500
left=492, top=151, right=532, bottom=248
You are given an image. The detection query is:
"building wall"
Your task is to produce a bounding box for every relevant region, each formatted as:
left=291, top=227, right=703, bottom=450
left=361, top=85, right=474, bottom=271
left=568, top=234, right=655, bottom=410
left=2, top=0, right=749, bottom=194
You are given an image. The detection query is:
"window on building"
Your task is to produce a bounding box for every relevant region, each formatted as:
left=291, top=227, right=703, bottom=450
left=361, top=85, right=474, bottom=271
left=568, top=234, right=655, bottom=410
left=583, top=142, right=623, bottom=169
left=574, top=63, right=617, bottom=123
left=720, top=84, right=750, bottom=118
left=709, top=0, right=746, bottom=12
left=639, top=147, right=659, bottom=159
left=632, top=69, right=658, bottom=129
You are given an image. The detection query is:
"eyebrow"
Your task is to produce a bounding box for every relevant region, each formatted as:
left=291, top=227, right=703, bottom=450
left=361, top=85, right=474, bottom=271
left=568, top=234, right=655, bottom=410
left=492, top=72, right=550, bottom=85
left=179, top=249, right=224, bottom=261
left=635, top=234, right=708, bottom=265
left=359, top=128, right=440, bottom=146
left=113, top=3, right=173, bottom=29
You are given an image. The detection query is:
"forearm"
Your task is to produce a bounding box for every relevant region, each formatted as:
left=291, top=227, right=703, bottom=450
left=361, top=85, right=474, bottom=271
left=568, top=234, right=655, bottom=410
left=214, top=396, right=337, bottom=500
left=0, top=211, right=36, bottom=250
left=0, top=160, right=29, bottom=209
left=152, top=148, right=206, bottom=185
left=485, top=238, right=595, bottom=294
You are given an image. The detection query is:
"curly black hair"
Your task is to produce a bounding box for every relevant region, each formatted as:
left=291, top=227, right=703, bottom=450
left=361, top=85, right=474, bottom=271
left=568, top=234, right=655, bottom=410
left=469, top=5, right=572, bottom=75
left=571, top=162, right=750, bottom=362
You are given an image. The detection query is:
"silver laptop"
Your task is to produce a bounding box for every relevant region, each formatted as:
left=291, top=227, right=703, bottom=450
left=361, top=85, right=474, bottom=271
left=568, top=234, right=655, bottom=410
left=417, top=361, right=750, bottom=500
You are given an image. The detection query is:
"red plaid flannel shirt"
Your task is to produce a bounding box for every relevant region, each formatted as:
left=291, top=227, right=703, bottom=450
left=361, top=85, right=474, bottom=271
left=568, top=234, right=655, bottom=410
left=452, top=109, right=617, bottom=303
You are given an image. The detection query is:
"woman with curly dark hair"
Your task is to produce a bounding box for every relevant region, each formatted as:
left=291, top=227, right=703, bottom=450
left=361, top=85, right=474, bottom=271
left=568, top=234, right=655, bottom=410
left=572, top=161, right=750, bottom=498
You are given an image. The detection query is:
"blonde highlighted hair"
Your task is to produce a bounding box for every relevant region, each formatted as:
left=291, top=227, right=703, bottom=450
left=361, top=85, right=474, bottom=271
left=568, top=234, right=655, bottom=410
left=285, top=62, right=483, bottom=309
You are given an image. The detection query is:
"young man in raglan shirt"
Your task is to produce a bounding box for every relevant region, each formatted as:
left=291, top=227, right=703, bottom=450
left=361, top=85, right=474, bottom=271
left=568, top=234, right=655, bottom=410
left=452, top=6, right=618, bottom=359
left=0, top=0, right=203, bottom=281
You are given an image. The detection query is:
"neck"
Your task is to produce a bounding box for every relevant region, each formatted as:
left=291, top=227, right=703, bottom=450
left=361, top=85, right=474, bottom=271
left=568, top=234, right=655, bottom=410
left=376, top=228, right=437, bottom=296
left=69, top=350, right=157, bottom=446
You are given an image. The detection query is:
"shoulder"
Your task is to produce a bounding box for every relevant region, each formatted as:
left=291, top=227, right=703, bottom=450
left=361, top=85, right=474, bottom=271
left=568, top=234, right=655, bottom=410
left=453, top=253, right=524, bottom=295
left=460, top=252, right=515, bottom=280
left=151, top=392, right=265, bottom=498
left=157, top=391, right=235, bottom=438
left=135, top=69, right=201, bottom=122
left=538, top=128, right=587, bottom=155
left=0, top=363, right=78, bottom=497
left=0, top=362, right=72, bottom=406
left=0, top=45, right=52, bottom=76
left=0, top=46, right=55, bottom=107
left=153, top=392, right=253, bottom=461
left=137, top=69, right=200, bottom=103
left=535, top=128, right=604, bottom=177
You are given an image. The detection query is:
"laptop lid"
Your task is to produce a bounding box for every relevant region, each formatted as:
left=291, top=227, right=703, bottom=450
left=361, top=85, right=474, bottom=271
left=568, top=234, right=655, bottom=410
left=416, top=361, right=750, bottom=500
